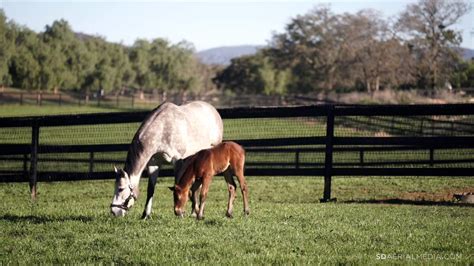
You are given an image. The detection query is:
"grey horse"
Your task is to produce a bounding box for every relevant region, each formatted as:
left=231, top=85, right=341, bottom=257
left=111, top=101, right=223, bottom=218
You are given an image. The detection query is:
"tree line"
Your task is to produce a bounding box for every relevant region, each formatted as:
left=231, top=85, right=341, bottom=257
left=214, top=0, right=473, bottom=95
left=0, top=11, right=212, bottom=95
left=0, top=0, right=473, bottom=97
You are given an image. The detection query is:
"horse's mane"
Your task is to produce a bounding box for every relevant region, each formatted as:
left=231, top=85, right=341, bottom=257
left=124, top=140, right=144, bottom=175
left=123, top=103, right=168, bottom=175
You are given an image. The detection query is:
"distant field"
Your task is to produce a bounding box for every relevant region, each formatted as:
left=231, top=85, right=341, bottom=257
left=0, top=104, right=141, bottom=117
left=1, top=176, right=473, bottom=264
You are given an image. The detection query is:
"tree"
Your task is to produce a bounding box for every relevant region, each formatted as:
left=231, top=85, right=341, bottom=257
left=41, top=19, right=89, bottom=92
left=9, top=26, right=42, bottom=90
left=214, top=51, right=291, bottom=95
left=396, top=0, right=472, bottom=89
left=342, top=10, right=415, bottom=92
left=213, top=54, right=264, bottom=94
left=0, top=10, right=14, bottom=88
left=129, top=39, right=153, bottom=91
left=258, top=57, right=291, bottom=95
left=268, top=6, right=350, bottom=91
left=451, top=59, right=474, bottom=88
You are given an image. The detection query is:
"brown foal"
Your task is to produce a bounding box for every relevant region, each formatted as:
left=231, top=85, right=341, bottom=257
left=169, top=141, right=249, bottom=220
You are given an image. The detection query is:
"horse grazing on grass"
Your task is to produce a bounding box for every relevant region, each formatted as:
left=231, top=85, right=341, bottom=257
left=169, top=141, right=249, bottom=220
left=111, top=101, right=223, bottom=218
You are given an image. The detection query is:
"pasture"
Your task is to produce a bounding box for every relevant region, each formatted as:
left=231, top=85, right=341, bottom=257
left=1, top=176, right=473, bottom=264
left=1, top=103, right=473, bottom=264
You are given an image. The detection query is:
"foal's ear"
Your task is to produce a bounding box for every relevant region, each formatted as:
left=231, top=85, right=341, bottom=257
left=168, top=186, right=175, bottom=191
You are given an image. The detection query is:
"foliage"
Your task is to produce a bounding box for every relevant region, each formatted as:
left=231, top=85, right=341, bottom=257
left=1, top=1, right=472, bottom=96
left=0, top=11, right=210, bottom=93
left=213, top=52, right=291, bottom=95
left=0, top=10, right=14, bottom=87
left=215, top=1, right=472, bottom=94
left=450, top=58, right=474, bottom=88
left=396, top=0, right=472, bottom=90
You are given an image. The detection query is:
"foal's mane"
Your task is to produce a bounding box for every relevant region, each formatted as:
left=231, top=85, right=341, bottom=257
left=177, top=154, right=198, bottom=187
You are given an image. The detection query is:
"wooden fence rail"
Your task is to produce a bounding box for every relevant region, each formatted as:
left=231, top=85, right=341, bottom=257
left=0, top=104, right=473, bottom=201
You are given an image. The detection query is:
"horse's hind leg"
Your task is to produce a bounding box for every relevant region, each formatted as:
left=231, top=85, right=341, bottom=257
left=141, top=165, right=159, bottom=219
left=234, top=160, right=249, bottom=216
left=223, top=169, right=237, bottom=218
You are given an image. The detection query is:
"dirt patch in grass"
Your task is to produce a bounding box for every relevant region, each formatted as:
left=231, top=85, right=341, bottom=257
left=401, top=187, right=474, bottom=202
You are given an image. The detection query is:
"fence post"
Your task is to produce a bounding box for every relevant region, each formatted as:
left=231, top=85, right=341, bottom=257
left=30, top=122, right=40, bottom=200
left=321, top=104, right=335, bottom=202
left=58, top=93, right=62, bottom=106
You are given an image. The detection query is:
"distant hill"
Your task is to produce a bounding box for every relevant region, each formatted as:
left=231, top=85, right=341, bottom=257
left=462, top=47, right=474, bottom=61
left=196, top=45, right=263, bottom=65
left=197, top=46, right=473, bottom=65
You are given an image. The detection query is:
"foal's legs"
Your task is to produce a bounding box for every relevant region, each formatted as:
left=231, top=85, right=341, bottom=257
left=223, top=169, right=237, bottom=218
left=234, top=161, right=250, bottom=215
left=142, top=165, right=160, bottom=219
left=190, top=180, right=202, bottom=217
left=197, top=174, right=212, bottom=220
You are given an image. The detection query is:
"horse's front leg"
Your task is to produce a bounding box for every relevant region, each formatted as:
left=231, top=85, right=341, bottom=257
left=190, top=181, right=202, bottom=218
left=197, top=175, right=212, bottom=220
left=141, top=165, right=159, bottom=219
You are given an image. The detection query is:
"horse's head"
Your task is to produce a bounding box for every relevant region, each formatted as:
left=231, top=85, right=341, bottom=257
left=110, top=167, right=137, bottom=217
left=168, top=185, right=187, bottom=218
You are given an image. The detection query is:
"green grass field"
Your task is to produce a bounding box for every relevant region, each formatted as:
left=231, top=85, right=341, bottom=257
left=1, top=176, right=473, bottom=264
left=0, top=104, right=138, bottom=117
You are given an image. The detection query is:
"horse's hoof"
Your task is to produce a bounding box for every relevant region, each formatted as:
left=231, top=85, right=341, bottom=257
left=244, top=209, right=250, bottom=216
left=226, top=212, right=233, bottom=218
left=197, top=215, right=204, bottom=220
left=141, top=214, right=152, bottom=220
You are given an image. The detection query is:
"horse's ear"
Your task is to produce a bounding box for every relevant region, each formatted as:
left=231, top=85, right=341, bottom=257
left=114, top=166, right=127, bottom=177
left=168, top=186, right=175, bottom=191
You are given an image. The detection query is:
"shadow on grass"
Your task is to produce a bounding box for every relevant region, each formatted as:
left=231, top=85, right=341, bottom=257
left=1, top=214, right=94, bottom=224
left=342, top=198, right=474, bottom=207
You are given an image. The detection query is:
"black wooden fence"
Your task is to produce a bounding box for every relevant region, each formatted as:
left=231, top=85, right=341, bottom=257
left=1, top=104, right=473, bottom=201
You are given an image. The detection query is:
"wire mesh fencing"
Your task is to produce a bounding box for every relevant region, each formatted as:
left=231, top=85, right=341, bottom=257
left=332, top=114, right=474, bottom=169
left=0, top=104, right=473, bottom=197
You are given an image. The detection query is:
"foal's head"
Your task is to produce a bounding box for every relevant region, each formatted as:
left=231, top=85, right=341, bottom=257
left=169, top=185, right=187, bottom=217
left=110, top=167, right=137, bottom=217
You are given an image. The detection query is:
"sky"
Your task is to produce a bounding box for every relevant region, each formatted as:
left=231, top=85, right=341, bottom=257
left=1, top=0, right=473, bottom=51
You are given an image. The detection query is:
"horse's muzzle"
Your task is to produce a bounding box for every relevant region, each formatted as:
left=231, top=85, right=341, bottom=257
left=174, top=209, right=184, bottom=218
left=111, top=206, right=127, bottom=217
